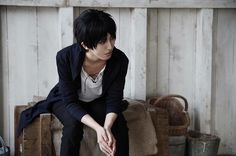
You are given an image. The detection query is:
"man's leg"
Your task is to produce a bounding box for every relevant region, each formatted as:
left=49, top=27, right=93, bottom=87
left=52, top=101, right=84, bottom=156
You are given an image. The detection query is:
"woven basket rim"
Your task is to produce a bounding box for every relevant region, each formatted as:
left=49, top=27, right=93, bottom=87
left=151, top=94, right=188, bottom=111
left=148, top=94, right=190, bottom=136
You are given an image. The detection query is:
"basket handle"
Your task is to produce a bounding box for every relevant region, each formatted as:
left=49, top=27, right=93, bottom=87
left=154, top=94, right=188, bottom=111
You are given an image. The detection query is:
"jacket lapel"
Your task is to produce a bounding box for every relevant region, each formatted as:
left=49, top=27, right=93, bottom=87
left=71, top=44, right=85, bottom=88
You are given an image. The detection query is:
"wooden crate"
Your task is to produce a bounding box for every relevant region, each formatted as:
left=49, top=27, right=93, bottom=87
left=15, top=104, right=169, bottom=156
left=14, top=105, right=52, bottom=156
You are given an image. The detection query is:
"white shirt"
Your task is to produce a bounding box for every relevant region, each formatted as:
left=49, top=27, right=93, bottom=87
left=78, top=66, right=106, bottom=102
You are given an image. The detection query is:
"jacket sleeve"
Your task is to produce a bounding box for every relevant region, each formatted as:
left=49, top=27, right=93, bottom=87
left=105, top=56, right=129, bottom=114
left=56, top=52, right=87, bottom=121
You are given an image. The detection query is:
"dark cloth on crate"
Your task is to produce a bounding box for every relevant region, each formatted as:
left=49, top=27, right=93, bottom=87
left=17, top=43, right=129, bottom=136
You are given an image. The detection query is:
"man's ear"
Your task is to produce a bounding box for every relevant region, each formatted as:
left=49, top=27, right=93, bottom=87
left=81, top=42, right=89, bottom=50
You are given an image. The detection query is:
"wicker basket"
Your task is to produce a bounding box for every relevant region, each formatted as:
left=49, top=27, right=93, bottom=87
left=148, top=94, right=190, bottom=136
left=146, top=105, right=169, bottom=156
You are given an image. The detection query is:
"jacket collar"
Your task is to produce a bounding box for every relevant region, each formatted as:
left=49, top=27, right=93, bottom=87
left=71, top=44, right=85, bottom=81
left=70, top=44, right=120, bottom=94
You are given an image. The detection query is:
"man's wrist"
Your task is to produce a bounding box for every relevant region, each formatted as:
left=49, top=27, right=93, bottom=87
left=95, top=125, right=104, bottom=132
left=104, top=125, right=111, bottom=130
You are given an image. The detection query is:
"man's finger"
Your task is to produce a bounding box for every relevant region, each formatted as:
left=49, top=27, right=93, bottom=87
left=106, top=132, right=113, bottom=146
left=101, top=141, right=112, bottom=154
left=100, top=145, right=110, bottom=156
left=102, top=132, right=109, bottom=142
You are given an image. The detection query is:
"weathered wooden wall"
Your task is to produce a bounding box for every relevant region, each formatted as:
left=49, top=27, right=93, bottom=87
left=212, top=9, right=236, bottom=152
left=147, top=8, right=236, bottom=154
left=0, top=1, right=236, bottom=155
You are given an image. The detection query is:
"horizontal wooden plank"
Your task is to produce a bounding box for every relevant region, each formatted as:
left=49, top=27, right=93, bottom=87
left=0, top=0, right=66, bottom=7
left=69, top=0, right=236, bottom=8
left=0, top=0, right=236, bottom=8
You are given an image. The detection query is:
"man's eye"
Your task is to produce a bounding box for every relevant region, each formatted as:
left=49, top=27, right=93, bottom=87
left=99, top=38, right=107, bottom=44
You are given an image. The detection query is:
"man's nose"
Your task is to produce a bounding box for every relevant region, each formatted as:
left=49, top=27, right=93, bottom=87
left=107, top=40, right=114, bottom=50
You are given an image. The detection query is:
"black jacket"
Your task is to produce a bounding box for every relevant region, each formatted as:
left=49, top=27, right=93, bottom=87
left=17, top=43, right=129, bottom=135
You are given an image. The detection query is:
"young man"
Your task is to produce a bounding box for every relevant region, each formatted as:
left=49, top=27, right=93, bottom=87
left=18, top=9, right=129, bottom=156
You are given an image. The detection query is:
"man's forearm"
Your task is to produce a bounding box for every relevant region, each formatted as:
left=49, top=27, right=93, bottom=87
left=81, top=114, right=102, bottom=131
left=104, top=112, right=118, bottom=129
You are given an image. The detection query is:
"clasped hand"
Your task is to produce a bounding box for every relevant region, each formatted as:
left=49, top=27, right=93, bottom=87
left=96, top=127, right=116, bottom=156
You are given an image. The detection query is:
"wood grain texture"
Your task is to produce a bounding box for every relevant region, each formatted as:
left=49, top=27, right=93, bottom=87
left=147, top=9, right=158, bottom=98
left=195, top=9, right=213, bottom=133
left=130, top=8, right=147, bottom=100
left=14, top=105, right=28, bottom=156
left=155, top=9, right=171, bottom=96
left=23, top=118, right=41, bottom=156
left=78, top=0, right=236, bottom=9
left=0, top=6, right=10, bottom=143
left=169, top=9, right=197, bottom=128
left=7, top=7, right=38, bottom=154
left=37, top=7, right=59, bottom=96
left=118, top=9, right=132, bottom=98
left=1, top=0, right=236, bottom=8
left=58, top=7, right=74, bottom=49
left=212, top=9, right=236, bottom=154
left=0, top=0, right=66, bottom=7
left=40, top=114, right=52, bottom=156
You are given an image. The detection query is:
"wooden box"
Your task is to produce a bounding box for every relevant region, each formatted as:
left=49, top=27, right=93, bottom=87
left=15, top=104, right=169, bottom=156
left=15, top=106, right=52, bottom=156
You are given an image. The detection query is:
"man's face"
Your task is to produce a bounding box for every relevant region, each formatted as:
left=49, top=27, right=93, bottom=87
left=90, top=33, right=116, bottom=61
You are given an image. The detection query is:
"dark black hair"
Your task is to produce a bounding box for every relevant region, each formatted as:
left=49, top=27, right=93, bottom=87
left=74, top=9, right=116, bottom=50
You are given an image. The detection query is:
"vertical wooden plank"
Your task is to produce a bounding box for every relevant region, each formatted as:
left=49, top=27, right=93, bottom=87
left=147, top=9, right=158, bottom=98
left=37, top=8, right=59, bottom=96
left=147, top=8, right=171, bottom=98
left=58, top=7, right=74, bottom=49
left=130, top=8, right=147, bottom=100
left=23, top=118, right=40, bottom=156
left=0, top=7, right=3, bottom=137
left=119, top=8, right=132, bottom=98
left=212, top=9, right=236, bottom=154
left=40, top=114, right=52, bottom=156
left=195, top=9, right=213, bottom=133
left=0, top=6, right=10, bottom=145
left=232, top=18, right=236, bottom=155
left=211, top=8, right=218, bottom=153
left=7, top=6, right=38, bottom=154
left=169, top=9, right=197, bottom=128
left=14, top=105, right=28, bottom=156
left=156, top=9, right=171, bottom=96
left=232, top=16, right=236, bottom=154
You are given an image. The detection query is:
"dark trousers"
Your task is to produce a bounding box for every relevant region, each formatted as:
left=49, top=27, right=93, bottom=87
left=52, top=98, right=129, bottom=156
